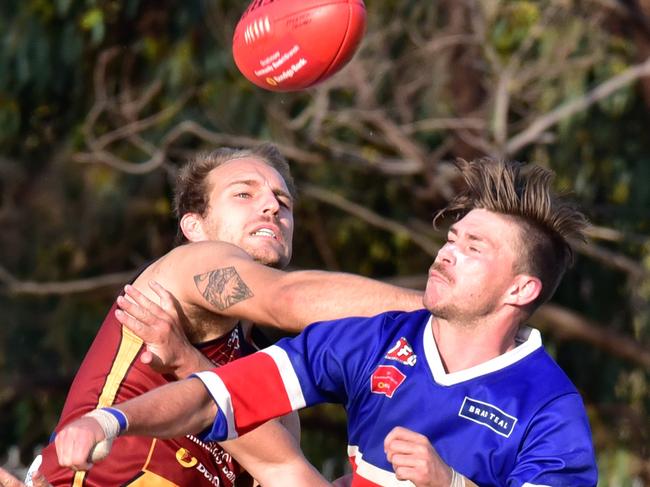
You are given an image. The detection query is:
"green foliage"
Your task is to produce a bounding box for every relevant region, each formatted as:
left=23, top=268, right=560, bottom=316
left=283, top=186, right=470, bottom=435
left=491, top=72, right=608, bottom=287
left=0, top=0, right=649, bottom=484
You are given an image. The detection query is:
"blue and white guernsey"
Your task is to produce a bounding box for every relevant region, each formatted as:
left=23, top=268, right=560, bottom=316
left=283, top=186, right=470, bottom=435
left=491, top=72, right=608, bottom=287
left=194, top=309, right=597, bottom=487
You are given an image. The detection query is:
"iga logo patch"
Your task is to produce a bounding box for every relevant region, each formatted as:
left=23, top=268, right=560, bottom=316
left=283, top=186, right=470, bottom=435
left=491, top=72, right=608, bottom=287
left=458, top=397, right=517, bottom=437
left=385, top=337, right=417, bottom=366
left=371, top=365, right=406, bottom=398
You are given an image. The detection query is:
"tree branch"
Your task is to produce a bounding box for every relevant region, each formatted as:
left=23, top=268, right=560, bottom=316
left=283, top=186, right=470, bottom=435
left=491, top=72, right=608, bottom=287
left=532, top=303, right=650, bottom=369
left=0, top=266, right=136, bottom=296
left=301, top=184, right=439, bottom=256
left=506, top=55, right=650, bottom=155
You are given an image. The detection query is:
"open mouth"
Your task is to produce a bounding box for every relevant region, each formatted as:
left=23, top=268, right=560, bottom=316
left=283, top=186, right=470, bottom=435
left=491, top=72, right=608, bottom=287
left=251, top=228, right=277, bottom=240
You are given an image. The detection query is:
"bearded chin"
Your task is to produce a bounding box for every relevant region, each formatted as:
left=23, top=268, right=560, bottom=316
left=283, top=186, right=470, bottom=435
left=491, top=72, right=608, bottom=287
left=430, top=302, right=461, bottom=321
left=246, top=245, right=289, bottom=270
left=430, top=299, right=498, bottom=325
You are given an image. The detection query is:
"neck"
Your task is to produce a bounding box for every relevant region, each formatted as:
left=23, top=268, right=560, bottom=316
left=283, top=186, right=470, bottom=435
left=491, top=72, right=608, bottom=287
left=430, top=314, right=519, bottom=373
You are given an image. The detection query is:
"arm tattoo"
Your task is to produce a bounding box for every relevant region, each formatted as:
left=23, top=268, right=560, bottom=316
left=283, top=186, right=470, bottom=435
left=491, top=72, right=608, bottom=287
left=193, top=267, right=254, bottom=311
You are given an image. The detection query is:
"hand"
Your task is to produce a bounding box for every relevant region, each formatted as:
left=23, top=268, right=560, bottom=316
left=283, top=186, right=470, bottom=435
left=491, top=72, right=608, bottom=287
left=0, top=467, right=51, bottom=487
left=384, top=427, right=452, bottom=487
left=54, top=416, right=106, bottom=472
left=115, top=281, right=205, bottom=378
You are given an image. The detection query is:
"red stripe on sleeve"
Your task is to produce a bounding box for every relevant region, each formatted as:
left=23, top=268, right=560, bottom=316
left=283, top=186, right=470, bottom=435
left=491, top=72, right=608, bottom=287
left=214, top=352, right=294, bottom=435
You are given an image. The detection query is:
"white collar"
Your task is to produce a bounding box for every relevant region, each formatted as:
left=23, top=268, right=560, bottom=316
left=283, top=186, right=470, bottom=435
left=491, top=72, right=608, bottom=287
left=422, top=316, right=543, bottom=386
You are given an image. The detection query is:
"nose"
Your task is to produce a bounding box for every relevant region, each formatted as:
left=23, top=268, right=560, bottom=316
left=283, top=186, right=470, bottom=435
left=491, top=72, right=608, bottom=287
left=259, top=188, right=280, bottom=216
left=436, top=242, right=456, bottom=266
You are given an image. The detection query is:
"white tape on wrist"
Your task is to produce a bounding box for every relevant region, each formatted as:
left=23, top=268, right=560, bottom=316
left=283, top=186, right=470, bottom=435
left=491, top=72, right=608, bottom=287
left=450, top=468, right=466, bottom=487
left=83, top=408, right=129, bottom=463
left=84, top=408, right=128, bottom=440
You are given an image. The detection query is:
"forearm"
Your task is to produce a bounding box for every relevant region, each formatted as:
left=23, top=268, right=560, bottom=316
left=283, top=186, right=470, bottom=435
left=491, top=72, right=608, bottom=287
left=273, top=270, right=423, bottom=331
left=168, top=242, right=422, bottom=332
left=221, top=419, right=328, bottom=487
left=117, top=378, right=216, bottom=438
left=175, top=346, right=219, bottom=379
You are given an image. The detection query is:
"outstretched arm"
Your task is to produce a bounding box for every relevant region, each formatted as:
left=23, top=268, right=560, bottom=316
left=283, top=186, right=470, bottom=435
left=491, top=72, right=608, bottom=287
left=55, top=378, right=216, bottom=470
left=155, top=241, right=423, bottom=333
left=220, top=420, right=328, bottom=487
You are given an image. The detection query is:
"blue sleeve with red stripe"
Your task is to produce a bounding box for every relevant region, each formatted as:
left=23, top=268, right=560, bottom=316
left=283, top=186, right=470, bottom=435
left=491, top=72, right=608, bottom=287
left=275, top=314, right=388, bottom=405
left=195, top=313, right=392, bottom=441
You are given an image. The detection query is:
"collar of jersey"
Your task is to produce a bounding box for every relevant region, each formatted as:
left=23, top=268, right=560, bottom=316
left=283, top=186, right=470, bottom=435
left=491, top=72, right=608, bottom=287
left=422, top=316, right=543, bottom=386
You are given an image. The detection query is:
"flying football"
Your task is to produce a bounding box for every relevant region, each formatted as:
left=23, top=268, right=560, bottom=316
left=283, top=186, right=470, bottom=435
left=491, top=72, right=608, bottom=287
left=232, top=0, right=366, bottom=92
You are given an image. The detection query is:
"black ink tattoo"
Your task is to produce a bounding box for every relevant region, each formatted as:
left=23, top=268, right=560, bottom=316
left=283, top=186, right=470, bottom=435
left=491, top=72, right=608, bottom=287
left=194, top=267, right=254, bottom=311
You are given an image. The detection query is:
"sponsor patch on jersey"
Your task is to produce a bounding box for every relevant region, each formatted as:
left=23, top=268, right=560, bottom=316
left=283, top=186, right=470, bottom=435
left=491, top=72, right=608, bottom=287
left=458, top=397, right=517, bottom=437
left=371, top=365, right=406, bottom=398
left=176, top=447, right=198, bottom=468
left=385, top=337, right=417, bottom=366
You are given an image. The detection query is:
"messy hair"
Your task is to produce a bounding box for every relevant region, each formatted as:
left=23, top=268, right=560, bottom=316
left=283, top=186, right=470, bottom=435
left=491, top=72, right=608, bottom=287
left=173, top=143, right=296, bottom=244
left=435, top=158, right=588, bottom=309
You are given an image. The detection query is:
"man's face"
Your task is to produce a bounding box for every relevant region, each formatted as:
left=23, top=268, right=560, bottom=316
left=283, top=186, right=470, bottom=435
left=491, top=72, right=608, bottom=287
left=197, top=157, right=294, bottom=269
left=424, top=209, right=522, bottom=323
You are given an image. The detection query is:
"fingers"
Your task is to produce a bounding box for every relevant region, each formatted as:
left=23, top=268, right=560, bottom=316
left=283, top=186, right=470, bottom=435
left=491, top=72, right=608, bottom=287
left=29, top=471, right=52, bottom=487
left=384, top=427, right=451, bottom=486
left=54, top=418, right=105, bottom=472
left=140, top=349, right=154, bottom=365
left=0, top=466, right=27, bottom=487
left=384, top=426, right=428, bottom=457
left=121, top=285, right=165, bottom=319
left=115, top=295, right=168, bottom=340
left=148, top=280, right=176, bottom=310
left=114, top=306, right=153, bottom=339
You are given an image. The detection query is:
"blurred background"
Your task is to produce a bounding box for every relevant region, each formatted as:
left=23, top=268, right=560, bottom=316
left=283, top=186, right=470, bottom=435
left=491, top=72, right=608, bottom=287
left=0, top=0, right=649, bottom=484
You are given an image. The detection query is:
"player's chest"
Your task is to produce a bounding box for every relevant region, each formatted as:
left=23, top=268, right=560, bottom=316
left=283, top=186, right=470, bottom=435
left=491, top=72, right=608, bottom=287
left=347, top=344, right=526, bottom=474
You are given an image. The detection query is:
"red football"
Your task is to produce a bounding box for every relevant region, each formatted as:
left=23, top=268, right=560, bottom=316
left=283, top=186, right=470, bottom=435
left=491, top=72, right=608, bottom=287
left=232, top=0, right=366, bottom=92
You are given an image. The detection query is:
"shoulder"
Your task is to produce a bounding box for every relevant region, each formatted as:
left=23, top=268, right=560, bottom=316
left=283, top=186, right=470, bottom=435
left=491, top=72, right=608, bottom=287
left=163, top=240, right=249, bottom=263
left=135, top=241, right=253, bottom=289
left=295, top=309, right=429, bottom=357
left=305, top=308, right=428, bottom=333
left=519, top=338, right=579, bottom=398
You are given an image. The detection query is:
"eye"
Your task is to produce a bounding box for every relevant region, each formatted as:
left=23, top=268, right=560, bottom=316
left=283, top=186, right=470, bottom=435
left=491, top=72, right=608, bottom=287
left=469, top=246, right=481, bottom=253
left=235, top=192, right=251, bottom=199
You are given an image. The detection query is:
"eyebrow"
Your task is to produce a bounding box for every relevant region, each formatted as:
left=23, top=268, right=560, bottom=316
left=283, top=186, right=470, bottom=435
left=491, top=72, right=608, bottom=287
left=227, top=179, right=293, bottom=202
left=449, top=226, right=493, bottom=247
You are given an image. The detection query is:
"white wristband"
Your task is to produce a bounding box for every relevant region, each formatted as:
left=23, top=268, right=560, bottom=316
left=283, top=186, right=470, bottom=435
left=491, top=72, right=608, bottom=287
left=84, top=408, right=128, bottom=440
left=450, top=468, right=466, bottom=487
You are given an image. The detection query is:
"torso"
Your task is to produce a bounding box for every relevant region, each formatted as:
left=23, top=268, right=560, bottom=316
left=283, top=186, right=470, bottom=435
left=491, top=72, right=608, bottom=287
left=254, top=309, right=594, bottom=486
left=340, top=311, right=588, bottom=486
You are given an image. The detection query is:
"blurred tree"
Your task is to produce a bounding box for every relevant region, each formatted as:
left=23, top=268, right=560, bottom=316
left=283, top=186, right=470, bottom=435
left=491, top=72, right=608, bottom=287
left=0, top=0, right=648, bottom=484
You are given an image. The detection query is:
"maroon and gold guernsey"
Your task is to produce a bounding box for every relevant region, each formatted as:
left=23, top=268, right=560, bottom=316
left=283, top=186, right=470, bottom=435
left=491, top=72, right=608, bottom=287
left=40, top=301, right=255, bottom=487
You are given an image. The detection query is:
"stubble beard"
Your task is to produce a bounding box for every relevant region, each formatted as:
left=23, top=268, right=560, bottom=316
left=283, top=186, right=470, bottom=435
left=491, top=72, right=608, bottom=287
left=244, top=242, right=289, bottom=269
left=430, top=298, right=497, bottom=328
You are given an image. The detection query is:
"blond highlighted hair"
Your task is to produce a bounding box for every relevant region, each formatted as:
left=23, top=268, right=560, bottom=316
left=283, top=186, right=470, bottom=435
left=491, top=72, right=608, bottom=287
left=436, top=158, right=588, bottom=309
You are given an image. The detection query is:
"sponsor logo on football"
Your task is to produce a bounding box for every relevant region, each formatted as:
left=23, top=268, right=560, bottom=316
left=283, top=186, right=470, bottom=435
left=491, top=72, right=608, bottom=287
left=458, top=397, right=517, bottom=437
left=385, top=337, right=417, bottom=366
left=371, top=365, right=406, bottom=398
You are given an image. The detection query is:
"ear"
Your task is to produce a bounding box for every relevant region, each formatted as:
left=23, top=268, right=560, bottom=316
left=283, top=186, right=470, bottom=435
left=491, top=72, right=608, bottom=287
left=180, top=213, right=207, bottom=242
left=503, top=274, right=542, bottom=307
